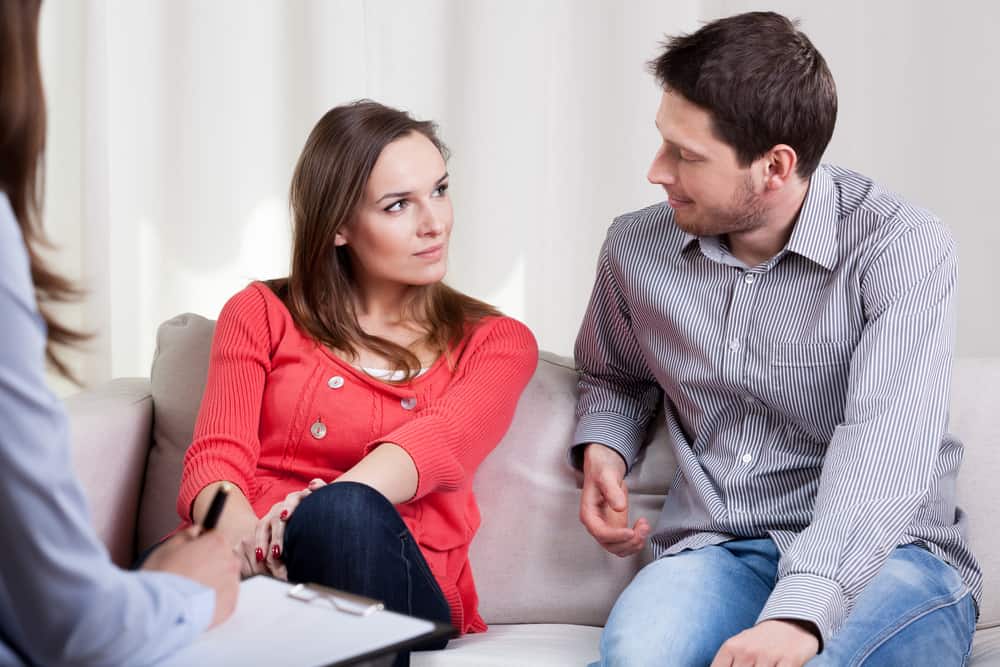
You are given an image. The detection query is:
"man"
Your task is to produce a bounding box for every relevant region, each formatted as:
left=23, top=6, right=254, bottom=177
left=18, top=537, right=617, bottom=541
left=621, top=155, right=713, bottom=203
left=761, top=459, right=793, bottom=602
left=574, top=11, right=980, bottom=666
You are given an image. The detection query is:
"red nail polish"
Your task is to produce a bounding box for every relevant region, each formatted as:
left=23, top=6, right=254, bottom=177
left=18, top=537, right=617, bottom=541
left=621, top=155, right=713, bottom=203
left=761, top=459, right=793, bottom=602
left=255, top=547, right=264, bottom=563
left=272, top=544, right=281, bottom=560
left=280, top=510, right=289, bottom=521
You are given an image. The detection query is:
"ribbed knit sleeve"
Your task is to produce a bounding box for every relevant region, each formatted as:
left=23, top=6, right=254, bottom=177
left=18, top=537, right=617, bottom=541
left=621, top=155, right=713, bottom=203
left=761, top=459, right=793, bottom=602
left=365, top=317, right=538, bottom=502
left=176, top=285, right=273, bottom=521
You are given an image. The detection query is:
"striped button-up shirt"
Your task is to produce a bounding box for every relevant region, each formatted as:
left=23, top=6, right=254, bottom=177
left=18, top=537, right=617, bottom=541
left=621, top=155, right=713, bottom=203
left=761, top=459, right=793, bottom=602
left=573, top=164, right=981, bottom=642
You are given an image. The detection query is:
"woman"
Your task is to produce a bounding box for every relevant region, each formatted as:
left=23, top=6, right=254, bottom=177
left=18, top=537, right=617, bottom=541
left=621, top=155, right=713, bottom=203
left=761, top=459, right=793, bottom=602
left=175, top=100, right=538, bottom=652
left=0, top=2, right=239, bottom=666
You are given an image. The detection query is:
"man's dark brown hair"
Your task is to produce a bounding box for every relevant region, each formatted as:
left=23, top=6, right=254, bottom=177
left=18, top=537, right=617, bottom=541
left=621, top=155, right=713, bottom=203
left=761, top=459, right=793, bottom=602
left=649, top=11, right=837, bottom=178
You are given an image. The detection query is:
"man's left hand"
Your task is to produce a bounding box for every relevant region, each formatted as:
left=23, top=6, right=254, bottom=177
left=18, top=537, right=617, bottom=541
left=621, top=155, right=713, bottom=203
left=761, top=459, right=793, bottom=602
left=710, top=619, right=819, bottom=667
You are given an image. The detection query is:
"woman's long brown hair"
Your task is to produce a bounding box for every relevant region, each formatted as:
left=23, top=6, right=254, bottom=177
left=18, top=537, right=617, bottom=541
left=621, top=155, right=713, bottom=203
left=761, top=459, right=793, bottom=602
left=267, top=100, right=499, bottom=380
left=0, top=0, right=87, bottom=382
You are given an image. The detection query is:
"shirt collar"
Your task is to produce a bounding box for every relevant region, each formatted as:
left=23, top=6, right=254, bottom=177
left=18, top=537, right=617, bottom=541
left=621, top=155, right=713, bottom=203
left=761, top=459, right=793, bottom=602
left=783, top=165, right=839, bottom=271
left=675, top=166, right=839, bottom=271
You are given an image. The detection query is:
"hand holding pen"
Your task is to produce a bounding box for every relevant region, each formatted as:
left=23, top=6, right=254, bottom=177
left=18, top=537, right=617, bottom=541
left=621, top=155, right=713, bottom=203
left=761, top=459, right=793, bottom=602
left=141, top=482, right=241, bottom=627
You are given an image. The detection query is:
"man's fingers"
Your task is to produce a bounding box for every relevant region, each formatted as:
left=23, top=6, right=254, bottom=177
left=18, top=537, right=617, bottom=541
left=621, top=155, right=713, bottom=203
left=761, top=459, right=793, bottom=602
left=580, top=504, right=634, bottom=542
left=596, top=474, right=628, bottom=512
left=709, top=650, right=733, bottom=667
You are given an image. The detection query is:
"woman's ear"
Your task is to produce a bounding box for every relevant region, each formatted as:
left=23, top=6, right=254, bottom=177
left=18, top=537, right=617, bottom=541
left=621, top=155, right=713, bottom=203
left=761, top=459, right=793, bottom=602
left=334, top=231, right=349, bottom=247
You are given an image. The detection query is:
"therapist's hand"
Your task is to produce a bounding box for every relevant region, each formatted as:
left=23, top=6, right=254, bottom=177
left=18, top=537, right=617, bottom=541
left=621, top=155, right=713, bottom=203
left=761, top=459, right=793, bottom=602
left=142, top=525, right=241, bottom=628
left=579, top=443, right=649, bottom=556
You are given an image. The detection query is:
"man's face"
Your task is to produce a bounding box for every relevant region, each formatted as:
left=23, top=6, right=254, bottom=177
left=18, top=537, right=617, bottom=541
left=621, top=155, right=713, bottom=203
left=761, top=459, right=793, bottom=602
left=648, top=90, right=767, bottom=237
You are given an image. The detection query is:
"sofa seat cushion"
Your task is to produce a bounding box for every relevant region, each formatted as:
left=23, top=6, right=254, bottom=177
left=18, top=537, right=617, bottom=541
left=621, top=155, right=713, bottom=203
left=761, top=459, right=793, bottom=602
left=410, top=624, right=601, bottom=666
left=409, top=624, right=1000, bottom=666
left=972, top=626, right=1000, bottom=666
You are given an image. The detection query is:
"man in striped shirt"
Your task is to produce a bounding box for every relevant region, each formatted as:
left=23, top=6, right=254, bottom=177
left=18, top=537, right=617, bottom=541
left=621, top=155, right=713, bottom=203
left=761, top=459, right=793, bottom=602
left=574, top=11, right=980, bottom=667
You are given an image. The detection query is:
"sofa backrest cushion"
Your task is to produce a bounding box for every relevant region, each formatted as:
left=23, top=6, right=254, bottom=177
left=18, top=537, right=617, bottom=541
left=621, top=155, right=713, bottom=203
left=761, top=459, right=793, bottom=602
left=137, top=314, right=214, bottom=551
left=950, top=358, right=1000, bottom=629
left=144, top=314, right=998, bottom=629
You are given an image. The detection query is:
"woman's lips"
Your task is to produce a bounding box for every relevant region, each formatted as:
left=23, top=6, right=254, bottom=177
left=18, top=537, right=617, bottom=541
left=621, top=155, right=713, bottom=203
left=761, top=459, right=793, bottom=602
left=414, top=244, right=445, bottom=260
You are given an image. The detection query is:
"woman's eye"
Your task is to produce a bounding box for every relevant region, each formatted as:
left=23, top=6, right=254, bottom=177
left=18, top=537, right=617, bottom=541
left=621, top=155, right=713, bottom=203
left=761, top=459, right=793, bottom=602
left=385, top=199, right=407, bottom=213
left=432, top=183, right=449, bottom=197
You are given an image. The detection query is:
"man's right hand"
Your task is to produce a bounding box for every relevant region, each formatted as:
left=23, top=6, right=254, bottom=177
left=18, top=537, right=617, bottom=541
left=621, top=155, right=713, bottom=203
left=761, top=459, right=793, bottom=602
left=142, top=526, right=241, bottom=628
left=579, top=443, right=650, bottom=557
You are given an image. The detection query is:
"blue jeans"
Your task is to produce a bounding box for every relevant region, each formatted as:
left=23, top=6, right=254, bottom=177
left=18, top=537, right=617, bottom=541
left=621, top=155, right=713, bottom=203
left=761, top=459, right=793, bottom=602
left=283, top=482, right=451, bottom=665
left=596, top=539, right=975, bottom=666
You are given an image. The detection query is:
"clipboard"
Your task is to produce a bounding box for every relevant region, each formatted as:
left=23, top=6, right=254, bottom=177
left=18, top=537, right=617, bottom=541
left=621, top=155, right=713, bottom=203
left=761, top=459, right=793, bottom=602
left=159, top=576, right=454, bottom=667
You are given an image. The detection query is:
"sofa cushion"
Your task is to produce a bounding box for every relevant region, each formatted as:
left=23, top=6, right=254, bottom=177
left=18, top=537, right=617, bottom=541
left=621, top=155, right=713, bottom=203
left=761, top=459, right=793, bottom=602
left=467, top=352, right=672, bottom=626
left=410, top=624, right=601, bottom=666
left=136, top=313, right=215, bottom=551
left=951, top=358, right=1000, bottom=629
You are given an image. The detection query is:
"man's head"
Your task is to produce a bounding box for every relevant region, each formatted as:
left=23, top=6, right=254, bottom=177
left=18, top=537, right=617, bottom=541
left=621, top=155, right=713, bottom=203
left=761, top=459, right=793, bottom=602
left=646, top=12, right=836, bottom=237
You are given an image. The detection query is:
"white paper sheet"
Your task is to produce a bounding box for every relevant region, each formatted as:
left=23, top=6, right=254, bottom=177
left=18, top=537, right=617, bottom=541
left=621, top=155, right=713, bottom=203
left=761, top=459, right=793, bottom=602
left=160, top=576, right=436, bottom=666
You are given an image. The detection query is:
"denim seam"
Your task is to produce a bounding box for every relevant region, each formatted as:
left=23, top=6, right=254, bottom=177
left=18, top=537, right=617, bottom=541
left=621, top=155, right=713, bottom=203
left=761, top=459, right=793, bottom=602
left=399, top=531, right=414, bottom=617
left=848, top=589, right=971, bottom=666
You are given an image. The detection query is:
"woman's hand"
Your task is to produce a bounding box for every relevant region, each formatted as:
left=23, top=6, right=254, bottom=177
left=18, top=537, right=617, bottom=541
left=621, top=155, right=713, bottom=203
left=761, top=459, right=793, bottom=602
left=253, top=478, right=327, bottom=580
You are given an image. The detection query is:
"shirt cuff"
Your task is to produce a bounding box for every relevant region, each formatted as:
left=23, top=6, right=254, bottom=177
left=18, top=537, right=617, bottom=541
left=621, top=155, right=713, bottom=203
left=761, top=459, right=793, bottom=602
left=364, top=414, right=462, bottom=500
left=571, top=411, right=646, bottom=472
left=140, top=570, right=216, bottom=635
left=757, top=572, right=847, bottom=649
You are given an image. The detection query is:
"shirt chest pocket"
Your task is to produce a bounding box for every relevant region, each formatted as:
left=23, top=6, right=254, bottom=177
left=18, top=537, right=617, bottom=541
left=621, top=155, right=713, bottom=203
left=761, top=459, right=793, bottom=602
left=766, top=341, right=853, bottom=438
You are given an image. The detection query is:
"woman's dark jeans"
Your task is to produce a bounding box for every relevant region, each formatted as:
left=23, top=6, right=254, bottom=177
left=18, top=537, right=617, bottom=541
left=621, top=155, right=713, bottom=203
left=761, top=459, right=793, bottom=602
left=284, top=482, right=452, bottom=665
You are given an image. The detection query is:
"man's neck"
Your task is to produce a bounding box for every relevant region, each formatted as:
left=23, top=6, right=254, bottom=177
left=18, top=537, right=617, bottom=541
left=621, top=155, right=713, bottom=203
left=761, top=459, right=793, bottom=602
left=727, top=178, right=810, bottom=268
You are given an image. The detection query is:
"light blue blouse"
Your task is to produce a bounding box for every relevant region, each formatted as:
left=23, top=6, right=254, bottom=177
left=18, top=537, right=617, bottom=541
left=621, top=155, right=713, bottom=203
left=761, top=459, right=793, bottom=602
left=0, top=192, right=213, bottom=666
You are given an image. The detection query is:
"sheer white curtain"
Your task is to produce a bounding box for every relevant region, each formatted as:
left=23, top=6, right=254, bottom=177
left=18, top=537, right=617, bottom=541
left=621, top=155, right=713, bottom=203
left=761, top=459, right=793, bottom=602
left=38, top=1, right=1000, bottom=388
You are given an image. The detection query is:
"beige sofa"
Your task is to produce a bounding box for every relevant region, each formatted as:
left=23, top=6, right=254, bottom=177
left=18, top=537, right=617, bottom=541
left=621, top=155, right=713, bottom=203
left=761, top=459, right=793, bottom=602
left=67, top=314, right=1000, bottom=665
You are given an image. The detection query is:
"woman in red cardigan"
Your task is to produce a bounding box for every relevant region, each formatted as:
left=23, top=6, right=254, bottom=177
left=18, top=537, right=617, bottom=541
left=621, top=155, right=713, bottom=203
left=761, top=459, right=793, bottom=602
left=174, top=101, right=538, bottom=653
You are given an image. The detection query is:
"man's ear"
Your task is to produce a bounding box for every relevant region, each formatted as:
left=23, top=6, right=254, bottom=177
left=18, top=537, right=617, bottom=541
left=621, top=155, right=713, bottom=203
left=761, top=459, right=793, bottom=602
left=762, top=144, right=798, bottom=191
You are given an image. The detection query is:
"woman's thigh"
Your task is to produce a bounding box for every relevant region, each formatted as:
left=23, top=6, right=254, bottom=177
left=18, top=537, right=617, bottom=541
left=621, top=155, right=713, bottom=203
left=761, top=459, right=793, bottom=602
left=808, top=545, right=976, bottom=667
left=597, top=538, right=779, bottom=667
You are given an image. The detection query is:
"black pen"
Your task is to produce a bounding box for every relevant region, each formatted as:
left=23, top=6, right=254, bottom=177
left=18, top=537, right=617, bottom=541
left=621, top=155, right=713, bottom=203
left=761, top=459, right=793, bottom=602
left=201, top=483, right=231, bottom=532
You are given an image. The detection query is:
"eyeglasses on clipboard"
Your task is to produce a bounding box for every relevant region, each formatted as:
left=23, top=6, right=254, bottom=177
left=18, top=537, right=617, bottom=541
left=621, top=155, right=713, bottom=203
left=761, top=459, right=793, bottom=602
left=287, top=582, right=385, bottom=617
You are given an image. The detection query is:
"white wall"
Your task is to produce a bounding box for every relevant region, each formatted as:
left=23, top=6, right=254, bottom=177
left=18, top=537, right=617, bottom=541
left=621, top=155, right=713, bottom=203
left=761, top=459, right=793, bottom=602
left=37, top=1, right=1000, bottom=388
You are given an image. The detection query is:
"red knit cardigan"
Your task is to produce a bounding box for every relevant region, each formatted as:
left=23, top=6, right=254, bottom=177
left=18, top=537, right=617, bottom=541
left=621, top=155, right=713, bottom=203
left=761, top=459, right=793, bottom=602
left=176, top=283, right=538, bottom=633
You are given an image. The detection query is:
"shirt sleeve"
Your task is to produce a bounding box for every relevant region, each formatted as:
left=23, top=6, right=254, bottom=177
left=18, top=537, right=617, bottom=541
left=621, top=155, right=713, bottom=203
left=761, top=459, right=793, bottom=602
left=758, top=221, right=959, bottom=644
left=0, top=198, right=214, bottom=666
left=364, top=317, right=538, bottom=502
left=572, top=225, right=662, bottom=470
left=176, top=285, right=272, bottom=521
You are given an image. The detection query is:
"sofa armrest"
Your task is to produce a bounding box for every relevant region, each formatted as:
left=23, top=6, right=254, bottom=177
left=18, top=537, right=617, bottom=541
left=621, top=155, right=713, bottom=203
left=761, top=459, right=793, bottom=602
left=65, top=378, right=153, bottom=568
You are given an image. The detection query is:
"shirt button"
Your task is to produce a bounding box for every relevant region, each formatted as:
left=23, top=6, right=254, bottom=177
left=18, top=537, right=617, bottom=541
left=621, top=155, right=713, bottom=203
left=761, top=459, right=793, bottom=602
left=741, top=453, right=753, bottom=464
left=743, top=272, right=756, bottom=285
left=728, top=339, right=741, bottom=352
left=400, top=397, right=417, bottom=410
left=327, top=376, right=345, bottom=389
left=310, top=420, right=327, bottom=439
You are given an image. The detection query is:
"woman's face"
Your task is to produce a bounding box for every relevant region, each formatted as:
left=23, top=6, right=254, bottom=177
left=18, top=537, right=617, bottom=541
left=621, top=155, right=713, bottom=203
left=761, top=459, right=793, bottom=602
left=335, top=132, right=452, bottom=290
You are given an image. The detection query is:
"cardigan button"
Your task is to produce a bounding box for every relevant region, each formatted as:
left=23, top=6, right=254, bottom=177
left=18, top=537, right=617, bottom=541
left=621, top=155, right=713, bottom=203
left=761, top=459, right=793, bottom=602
left=310, top=420, right=327, bottom=439
left=400, top=397, right=417, bottom=410
left=327, top=375, right=345, bottom=389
